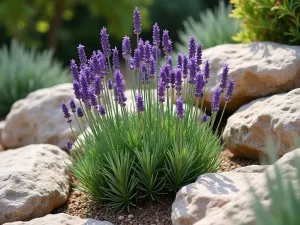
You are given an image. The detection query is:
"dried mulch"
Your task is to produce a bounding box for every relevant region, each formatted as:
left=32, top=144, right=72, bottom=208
left=53, top=149, right=260, bottom=225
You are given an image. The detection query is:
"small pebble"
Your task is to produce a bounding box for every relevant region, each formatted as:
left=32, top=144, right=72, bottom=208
left=128, top=214, right=134, bottom=219
left=118, top=215, right=125, bottom=221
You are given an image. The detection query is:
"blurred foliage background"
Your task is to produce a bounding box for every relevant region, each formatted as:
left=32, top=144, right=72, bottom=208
left=0, top=0, right=230, bottom=65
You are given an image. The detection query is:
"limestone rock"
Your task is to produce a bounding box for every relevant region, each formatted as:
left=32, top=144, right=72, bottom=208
left=223, top=89, right=300, bottom=159
left=3, top=213, right=113, bottom=225
left=194, top=148, right=300, bottom=225
left=1, top=83, right=81, bottom=150
left=171, top=172, right=262, bottom=225
left=199, top=42, right=300, bottom=111
left=0, top=144, right=70, bottom=224
left=232, top=165, right=267, bottom=173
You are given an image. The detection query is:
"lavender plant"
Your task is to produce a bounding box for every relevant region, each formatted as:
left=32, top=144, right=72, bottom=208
left=63, top=7, right=235, bottom=211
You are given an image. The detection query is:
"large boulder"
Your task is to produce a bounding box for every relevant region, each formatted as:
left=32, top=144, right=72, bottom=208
left=3, top=213, right=113, bottom=225
left=0, top=144, right=70, bottom=224
left=171, top=171, right=263, bottom=225
left=1, top=84, right=81, bottom=150
left=200, top=42, right=300, bottom=111
left=194, top=148, right=300, bottom=225
left=223, top=88, right=300, bottom=159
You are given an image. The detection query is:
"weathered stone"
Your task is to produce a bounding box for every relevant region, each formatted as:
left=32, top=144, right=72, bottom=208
left=0, top=144, right=70, bottom=224
left=198, top=42, right=300, bottom=111
left=1, top=84, right=81, bottom=150
left=171, top=171, right=261, bottom=225
left=232, top=165, right=267, bottom=173
left=3, top=213, right=113, bottom=225
left=223, top=88, right=300, bottom=159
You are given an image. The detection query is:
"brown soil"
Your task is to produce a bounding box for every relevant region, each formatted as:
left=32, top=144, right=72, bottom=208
left=53, top=149, right=259, bottom=224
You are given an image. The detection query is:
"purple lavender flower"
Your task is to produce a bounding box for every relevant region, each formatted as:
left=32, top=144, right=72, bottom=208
left=211, top=87, right=221, bottom=112
left=73, top=80, right=81, bottom=100
left=220, top=64, right=229, bottom=92
left=122, top=36, right=131, bottom=59
left=77, top=44, right=87, bottom=65
left=69, top=98, right=76, bottom=113
left=177, top=53, right=182, bottom=69
left=166, top=40, right=172, bottom=55
left=61, top=102, right=71, bottom=119
left=66, top=140, right=72, bottom=150
left=138, top=39, right=144, bottom=61
left=134, top=49, right=141, bottom=69
left=133, top=7, right=142, bottom=35
left=129, top=57, right=135, bottom=70
left=99, top=54, right=109, bottom=77
left=175, top=69, right=182, bottom=96
left=153, top=23, right=160, bottom=47
left=160, top=66, right=169, bottom=88
left=88, top=88, right=98, bottom=107
left=170, top=69, right=175, bottom=88
left=162, top=30, right=169, bottom=54
left=91, top=53, right=101, bottom=75
left=189, top=57, right=197, bottom=84
left=144, top=40, right=152, bottom=63
left=152, top=46, right=158, bottom=60
left=100, top=27, right=111, bottom=58
left=194, top=73, right=205, bottom=98
left=158, top=78, right=165, bottom=103
left=80, top=73, right=89, bottom=102
left=136, top=93, right=144, bottom=112
left=82, top=66, right=91, bottom=84
left=114, top=70, right=127, bottom=106
left=201, top=114, right=211, bottom=123
left=70, top=59, right=79, bottom=81
left=99, top=104, right=106, bottom=116
left=94, top=75, right=102, bottom=96
left=204, top=60, right=210, bottom=83
left=196, top=44, right=203, bottom=65
left=167, top=56, right=173, bottom=68
left=150, top=57, right=156, bottom=79
left=188, top=36, right=196, bottom=59
left=140, top=62, right=148, bottom=84
left=176, top=97, right=184, bottom=119
left=183, top=55, right=188, bottom=78
left=108, top=78, right=113, bottom=90
left=225, top=78, right=235, bottom=102
left=113, top=47, right=120, bottom=70
left=77, top=107, right=84, bottom=117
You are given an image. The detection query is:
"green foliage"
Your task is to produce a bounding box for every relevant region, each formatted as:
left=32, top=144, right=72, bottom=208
left=248, top=137, right=300, bottom=225
left=230, top=0, right=300, bottom=45
left=176, top=1, right=240, bottom=52
left=0, top=40, right=69, bottom=116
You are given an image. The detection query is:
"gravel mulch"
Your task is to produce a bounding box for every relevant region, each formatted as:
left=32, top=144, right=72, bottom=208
left=53, top=150, right=260, bottom=224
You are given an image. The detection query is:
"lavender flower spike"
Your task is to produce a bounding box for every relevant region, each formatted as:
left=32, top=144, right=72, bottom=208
left=136, top=93, right=144, bottom=112
left=182, top=55, right=188, bottom=78
left=94, top=75, right=102, bottom=96
left=122, top=36, right=131, bottom=59
left=225, top=78, right=235, bottom=102
left=189, top=57, right=197, bottom=84
left=189, top=36, right=196, bottom=59
left=177, top=53, right=182, bottom=69
left=196, top=44, right=203, bottom=65
left=204, top=60, right=210, bottom=83
left=211, top=87, right=221, bottom=112
left=107, top=78, right=113, bottom=90
left=162, top=30, right=169, bottom=54
left=100, top=27, right=111, bottom=58
left=220, top=64, right=229, bottom=92
left=176, top=97, right=184, bottom=119
left=112, top=47, right=120, bottom=70
left=77, top=44, right=87, bottom=65
left=114, top=70, right=127, bottom=106
left=99, top=104, right=106, bottom=116
left=73, top=80, right=81, bottom=100
left=149, top=57, right=156, bottom=79
left=153, top=23, right=160, bottom=47
left=88, top=88, right=98, bottom=108
left=158, top=78, right=166, bottom=103
left=134, top=48, right=141, bottom=69
left=77, top=107, right=84, bottom=118
left=69, top=98, right=76, bottom=113
left=144, top=40, right=152, bottom=63
left=70, top=59, right=79, bottom=81
left=201, top=114, right=211, bottom=123
left=175, top=69, right=182, bottom=96
left=133, top=7, right=142, bottom=35
left=195, top=73, right=205, bottom=98
left=61, top=102, right=71, bottom=119
left=66, top=140, right=72, bottom=150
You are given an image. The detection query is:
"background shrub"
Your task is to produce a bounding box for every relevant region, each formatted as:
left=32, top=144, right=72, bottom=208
left=176, top=0, right=240, bottom=53
left=230, top=0, right=300, bottom=45
left=0, top=40, right=69, bottom=117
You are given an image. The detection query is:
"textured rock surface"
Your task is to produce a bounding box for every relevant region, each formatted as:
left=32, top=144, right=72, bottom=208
left=232, top=165, right=267, bottom=173
left=0, top=144, right=70, bottom=224
left=171, top=172, right=262, bottom=225
left=194, top=148, right=300, bottom=225
left=199, top=42, right=300, bottom=111
left=223, top=89, right=300, bottom=159
left=3, top=213, right=113, bottom=225
left=1, top=84, right=81, bottom=150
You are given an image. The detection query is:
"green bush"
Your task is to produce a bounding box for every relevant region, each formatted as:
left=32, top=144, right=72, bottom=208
left=0, top=40, right=70, bottom=117
left=230, top=0, right=300, bottom=45
left=64, top=8, right=235, bottom=211
left=176, top=1, right=240, bottom=53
